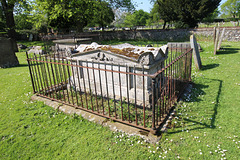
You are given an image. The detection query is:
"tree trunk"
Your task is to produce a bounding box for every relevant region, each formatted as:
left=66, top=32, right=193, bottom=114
left=163, top=21, right=167, bottom=29
left=1, top=0, right=17, bottom=40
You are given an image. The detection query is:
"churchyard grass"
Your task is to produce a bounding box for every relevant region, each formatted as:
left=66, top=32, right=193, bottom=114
left=0, top=40, right=239, bottom=159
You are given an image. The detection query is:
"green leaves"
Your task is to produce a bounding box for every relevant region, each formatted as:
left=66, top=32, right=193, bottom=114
left=155, top=0, right=221, bottom=28
left=124, top=9, right=150, bottom=27
left=221, top=0, right=240, bottom=18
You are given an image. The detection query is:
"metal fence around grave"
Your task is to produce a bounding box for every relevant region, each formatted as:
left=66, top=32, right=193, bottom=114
left=26, top=45, right=193, bottom=133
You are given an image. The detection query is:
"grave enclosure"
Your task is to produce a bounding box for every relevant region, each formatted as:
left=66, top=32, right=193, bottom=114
left=27, top=40, right=193, bottom=133
left=69, top=43, right=168, bottom=106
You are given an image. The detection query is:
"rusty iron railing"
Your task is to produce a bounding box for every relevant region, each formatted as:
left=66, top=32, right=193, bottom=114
left=26, top=45, right=192, bottom=133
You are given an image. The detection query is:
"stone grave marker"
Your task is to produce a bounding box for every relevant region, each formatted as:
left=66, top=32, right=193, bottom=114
left=214, top=27, right=220, bottom=55
left=217, top=28, right=225, bottom=50
left=0, top=37, right=19, bottom=68
left=190, top=35, right=202, bottom=70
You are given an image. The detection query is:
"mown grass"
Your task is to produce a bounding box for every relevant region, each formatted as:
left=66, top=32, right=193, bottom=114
left=1, top=40, right=240, bottom=159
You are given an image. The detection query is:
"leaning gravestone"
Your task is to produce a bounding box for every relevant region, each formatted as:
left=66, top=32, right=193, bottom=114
left=0, top=37, right=19, bottom=68
left=190, top=35, right=202, bottom=70
left=217, top=28, right=225, bottom=50
left=214, top=27, right=220, bottom=55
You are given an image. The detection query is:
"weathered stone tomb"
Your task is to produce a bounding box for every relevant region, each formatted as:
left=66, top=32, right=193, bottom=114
left=68, top=43, right=168, bottom=106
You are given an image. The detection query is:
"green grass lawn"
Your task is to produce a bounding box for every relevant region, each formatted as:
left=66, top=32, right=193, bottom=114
left=1, top=40, right=240, bottom=159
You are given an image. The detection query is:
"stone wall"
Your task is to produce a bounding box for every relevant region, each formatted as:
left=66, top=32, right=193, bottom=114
left=42, top=27, right=240, bottom=42
left=99, top=27, right=240, bottom=42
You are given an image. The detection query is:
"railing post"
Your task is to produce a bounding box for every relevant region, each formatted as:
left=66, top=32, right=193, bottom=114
left=151, top=78, right=156, bottom=133
left=26, top=52, right=36, bottom=93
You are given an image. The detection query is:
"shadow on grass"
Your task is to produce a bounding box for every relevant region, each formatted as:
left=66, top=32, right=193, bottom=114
left=1, top=63, right=36, bottom=69
left=17, top=64, right=30, bottom=67
left=201, top=63, right=219, bottom=71
left=217, top=48, right=240, bottom=55
left=168, top=78, right=222, bottom=134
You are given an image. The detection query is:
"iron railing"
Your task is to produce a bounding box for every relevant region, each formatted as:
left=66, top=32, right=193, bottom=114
left=26, top=45, right=192, bottom=133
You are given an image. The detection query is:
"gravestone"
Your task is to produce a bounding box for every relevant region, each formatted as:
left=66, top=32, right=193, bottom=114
left=214, top=28, right=220, bottom=55
left=28, top=46, right=43, bottom=54
left=190, top=35, right=202, bottom=70
left=213, top=27, right=216, bottom=45
left=0, top=37, right=19, bottom=68
left=217, top=28, right=225, bottom=50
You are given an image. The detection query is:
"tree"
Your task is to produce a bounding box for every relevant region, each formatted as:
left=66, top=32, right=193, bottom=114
left=33, top=0, right=134, bottom=32
left=155, top=0, right=177, bottom=29
left=0, top=0, right=17, bottom=39
left=90, top=0, right=115, bottom=31
left=0, top=3, right=6, bottom=32
left=146, top=2, right=161, bottom=26
left=124, top=9, right=149, bottom=27
left=111, top=9, right=128, bottom=27
left=202, top=9, right=220, bottom=23
left=221, top=0, right=240, bottom=19
left=105, top=0, right=134, bottom=11
left=155, top=0, right=220, bottom=28
left=14, top=1, right=33, bottom=30
left=32, top=0, right=95, bottom=32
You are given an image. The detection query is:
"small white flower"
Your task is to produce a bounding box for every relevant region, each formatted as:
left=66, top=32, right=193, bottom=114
left=200, top=152, right=202, bottom=155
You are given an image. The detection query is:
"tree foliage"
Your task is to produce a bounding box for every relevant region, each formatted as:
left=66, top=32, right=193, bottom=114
left=221, top=0, right=240, bottom=18
left=1, top=0, right=18, bottom=38
left=89, top=0, right=115, bottom=30
left=31, top=0, right=134, bottom=32
left=146, top=2, right=161, bottom=26
left=105, top=0, right=134, bottom=11
left=0, top=0, right=134, bottom=35
left=0, top=0, right=31, bottom=38
left=124, top=9, right=149, bottom=27
left=202, top=9, right=220, bottom=23
left=155, top=0, right=221, bottom=28
left=32, top=0, right=96, bottom=32
left=0, top=2, right=6, bottom=31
